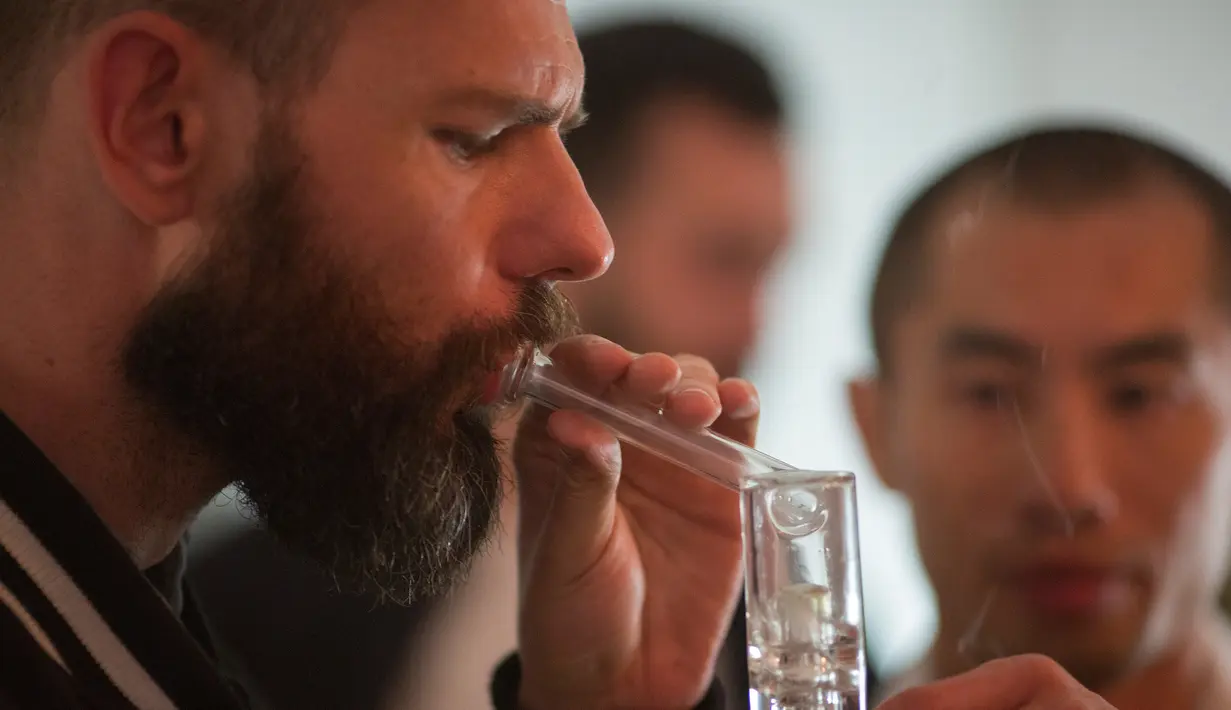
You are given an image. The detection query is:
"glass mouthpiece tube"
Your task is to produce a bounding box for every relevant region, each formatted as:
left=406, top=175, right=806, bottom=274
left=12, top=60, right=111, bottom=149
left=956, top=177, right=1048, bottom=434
left=497, top=348, right=798, bottom=489
left=498, top=348, right=867, bottom=710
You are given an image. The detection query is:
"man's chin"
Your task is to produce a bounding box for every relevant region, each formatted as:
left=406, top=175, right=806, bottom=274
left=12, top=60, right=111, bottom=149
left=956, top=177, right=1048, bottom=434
left=247, top=467, right=501, bottom=606
left=987, top=635, right=1136, bottom=691
left=356, top=552, right=485, bottom=608
left=290, top=531, right=491, bottom=606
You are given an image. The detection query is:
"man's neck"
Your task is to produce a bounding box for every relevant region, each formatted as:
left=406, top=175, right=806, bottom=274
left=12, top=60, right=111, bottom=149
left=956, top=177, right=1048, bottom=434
left=0, top=381, right=218, bottom=569
left=913, top=614, right=1231, bottom=710
left=0, top=203, right=217, bottom=570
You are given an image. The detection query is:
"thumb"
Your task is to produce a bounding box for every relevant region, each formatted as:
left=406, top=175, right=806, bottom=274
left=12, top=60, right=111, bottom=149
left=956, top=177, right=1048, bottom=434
left=528, top=409, right=623, bottom=588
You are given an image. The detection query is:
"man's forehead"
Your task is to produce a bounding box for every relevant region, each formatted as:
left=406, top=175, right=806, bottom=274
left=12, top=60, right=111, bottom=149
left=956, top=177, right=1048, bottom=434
left=914, top=187, right=1219, bottom=345
left=401, top=0, right=581, bottom=94
left=930, top=182, right=1213, bottom=283
left=399, top=0, right=576, bottom=53
left=341, top=0, right=579, bottom=79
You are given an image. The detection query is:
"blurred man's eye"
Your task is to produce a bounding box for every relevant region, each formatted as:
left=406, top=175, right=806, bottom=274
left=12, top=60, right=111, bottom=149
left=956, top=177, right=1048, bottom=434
left=962, top=381, right=1014, bottom=411
left=944, top=368, right=1024, bottom=414
left=1104, top=366, right=1195, bottom=416
left=1107, top=383, right=1151, bottom=413
left=1106, top=377, right=1189, bottom=415
left=701, top=249, right=746, bottom=274
left=696, top=237, right=762, bottom=274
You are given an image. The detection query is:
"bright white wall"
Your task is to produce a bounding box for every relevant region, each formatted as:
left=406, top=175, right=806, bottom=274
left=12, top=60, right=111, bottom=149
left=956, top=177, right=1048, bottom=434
left=568, top=0, right=1231, bottom=675
left=1021, top=0, right=1231, bottom=175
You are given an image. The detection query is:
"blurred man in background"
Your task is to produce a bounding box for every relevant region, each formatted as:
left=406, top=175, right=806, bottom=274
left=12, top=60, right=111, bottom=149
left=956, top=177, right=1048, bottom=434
left=558, top=19, right=792, bottom=380
left=384, top=19, right=796, bottom=709
left=190, top=17, right=795, bottom=710
left=850, top=124, right=1231, bottom=710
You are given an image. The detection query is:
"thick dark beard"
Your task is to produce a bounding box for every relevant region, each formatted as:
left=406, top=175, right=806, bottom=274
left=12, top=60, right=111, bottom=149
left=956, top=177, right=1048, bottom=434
left=122, top=119, right=577, bottom=605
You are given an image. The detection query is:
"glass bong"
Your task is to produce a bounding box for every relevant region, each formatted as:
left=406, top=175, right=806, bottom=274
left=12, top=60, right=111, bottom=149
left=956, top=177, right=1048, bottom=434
left=498, top=348, right=867, bottom=710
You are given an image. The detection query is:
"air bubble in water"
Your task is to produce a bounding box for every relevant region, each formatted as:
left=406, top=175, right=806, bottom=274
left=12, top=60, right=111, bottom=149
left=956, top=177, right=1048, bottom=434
left=767, top=487, right=827, bottom=538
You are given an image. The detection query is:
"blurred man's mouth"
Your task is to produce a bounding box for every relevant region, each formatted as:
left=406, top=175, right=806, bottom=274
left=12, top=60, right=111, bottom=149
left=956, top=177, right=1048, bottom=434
left=1007, top=559, right=1137, bottom=619
left=480, top=366, right=509, bottom=406
left=478, top=349, right=528, bottom=407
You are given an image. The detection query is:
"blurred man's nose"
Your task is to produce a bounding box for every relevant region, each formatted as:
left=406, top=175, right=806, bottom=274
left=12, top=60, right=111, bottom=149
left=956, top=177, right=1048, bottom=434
left=496, top=139, right=613, bottom=284
left=1017, top=388, right=1119, bottom=535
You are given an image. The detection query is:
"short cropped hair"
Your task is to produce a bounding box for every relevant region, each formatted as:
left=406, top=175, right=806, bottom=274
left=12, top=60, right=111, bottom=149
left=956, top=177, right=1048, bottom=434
left=869, top=124, right=1231, bottom=374
left=568, top=18, right=785, bottom=204
left=0, top=1, right=351, bottom=141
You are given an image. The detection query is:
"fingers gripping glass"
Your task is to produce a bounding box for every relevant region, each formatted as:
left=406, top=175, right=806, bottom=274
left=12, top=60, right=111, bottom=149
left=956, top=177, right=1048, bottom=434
left=499, top=349, right=867, bottom=710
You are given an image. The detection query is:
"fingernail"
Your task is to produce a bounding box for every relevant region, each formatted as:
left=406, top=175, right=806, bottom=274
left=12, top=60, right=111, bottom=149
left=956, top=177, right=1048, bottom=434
left=728, top=392, right=760, bottom=419
left=675, top=387, right=715, bottom=404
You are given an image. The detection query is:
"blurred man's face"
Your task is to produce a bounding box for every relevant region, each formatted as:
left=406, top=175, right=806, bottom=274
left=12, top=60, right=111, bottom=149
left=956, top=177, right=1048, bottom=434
left=566, top=97, right=791, bottom=378
left=852, top=178, right=1231, bottom=687
left=117, top=0, right=606, bottom=602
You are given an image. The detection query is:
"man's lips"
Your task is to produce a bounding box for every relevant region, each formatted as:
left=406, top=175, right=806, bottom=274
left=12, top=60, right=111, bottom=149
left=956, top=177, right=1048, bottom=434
left=1007, top=563, right=1135, bottom=617
left=479, top=351, right=523, bottom=406
left=481, top=371, right=504, bottom=405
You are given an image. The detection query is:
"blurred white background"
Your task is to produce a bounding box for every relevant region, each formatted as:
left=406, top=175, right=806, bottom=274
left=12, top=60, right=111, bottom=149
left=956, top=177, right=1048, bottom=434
left=565, top=0, right=1231, bottom=675
left=191, top=0, right=1231, bottom=680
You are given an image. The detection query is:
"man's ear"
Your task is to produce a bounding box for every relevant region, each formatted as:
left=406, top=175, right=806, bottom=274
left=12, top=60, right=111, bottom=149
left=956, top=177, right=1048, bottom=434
left=847, top=374, right=903, bottom=493
left=83, top=11, right=211, bottom=226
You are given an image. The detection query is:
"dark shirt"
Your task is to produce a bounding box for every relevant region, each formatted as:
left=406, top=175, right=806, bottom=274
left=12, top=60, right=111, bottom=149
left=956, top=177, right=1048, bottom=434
left=0, top=411, right=247, bottom=710
left=190, top=528, right=761, bottom=710
left=0, top=410, right=728, bottom=709
left=187, top=526, right=436, bottom=710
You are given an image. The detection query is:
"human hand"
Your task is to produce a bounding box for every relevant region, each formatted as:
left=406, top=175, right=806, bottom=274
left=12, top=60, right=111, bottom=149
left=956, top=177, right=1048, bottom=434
left=877, top=655, right=1113, bottom=709
left=512, top=335, right=758, bottom=709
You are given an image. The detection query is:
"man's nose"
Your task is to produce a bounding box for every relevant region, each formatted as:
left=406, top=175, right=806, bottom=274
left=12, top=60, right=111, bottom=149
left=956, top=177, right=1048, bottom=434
left=1016, top=389, right=1119, bottom=535
left=495, top=139, right=613, bottom=284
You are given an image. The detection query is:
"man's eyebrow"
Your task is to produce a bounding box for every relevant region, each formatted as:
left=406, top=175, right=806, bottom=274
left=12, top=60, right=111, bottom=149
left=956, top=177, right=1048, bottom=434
left=938, top=326, right=1195, bottom=372
left=438, top=87, right=587, bottom=132
left=939, top=325, right=1040, bottom=367
left=1089, top=331, right=1193, bottom=371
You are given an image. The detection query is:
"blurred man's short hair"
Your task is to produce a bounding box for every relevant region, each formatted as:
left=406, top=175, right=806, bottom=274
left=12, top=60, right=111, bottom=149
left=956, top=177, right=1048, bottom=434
left=870, top=124, right=1231, bottom=376
left=567, top=19, right=785, bottom=204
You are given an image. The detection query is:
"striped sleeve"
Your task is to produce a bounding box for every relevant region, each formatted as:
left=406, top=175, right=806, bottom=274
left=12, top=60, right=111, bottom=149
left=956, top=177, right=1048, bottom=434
left=0, top=597, right=84, bottom=710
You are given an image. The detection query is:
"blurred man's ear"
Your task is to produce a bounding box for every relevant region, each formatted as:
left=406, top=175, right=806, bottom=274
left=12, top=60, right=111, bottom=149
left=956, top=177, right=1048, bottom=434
left=847, top=375, right=903, bottom=493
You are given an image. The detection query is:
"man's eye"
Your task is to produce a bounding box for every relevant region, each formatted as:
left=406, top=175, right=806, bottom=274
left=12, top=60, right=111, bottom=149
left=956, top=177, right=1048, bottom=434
left=1107, top=383, right=1161, bottom=414
left=699, top=240, right=757, bottom=274
left=433, top=130, right=499, bottom=163
left=1105, top=371, right=1194, bottom=416
left=964, top=382, right=1011, bottom=411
